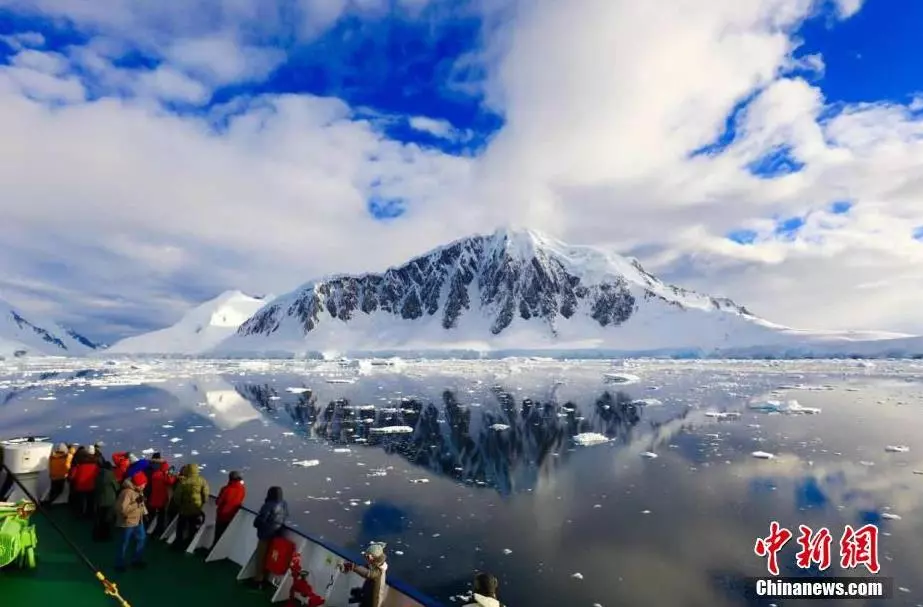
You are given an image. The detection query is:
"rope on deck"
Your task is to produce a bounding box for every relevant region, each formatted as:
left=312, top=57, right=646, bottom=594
left=1, top=464, right=133, bottom=607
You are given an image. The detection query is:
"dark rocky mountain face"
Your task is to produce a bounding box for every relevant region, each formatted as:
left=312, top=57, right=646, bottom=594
left=238, top=230, right=746, bottom=339
left=10, top=310, right=68, bottom=350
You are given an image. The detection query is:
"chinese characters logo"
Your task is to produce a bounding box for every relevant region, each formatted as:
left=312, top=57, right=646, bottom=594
left=754, top=521, right=880, bottom=576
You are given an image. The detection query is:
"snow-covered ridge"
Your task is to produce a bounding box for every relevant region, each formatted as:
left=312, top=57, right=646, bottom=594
left=211, top=227, right=923, bottom=358
left=0, top=297, right=99, bottom=357
left=108, top=290, right=270, bottom=355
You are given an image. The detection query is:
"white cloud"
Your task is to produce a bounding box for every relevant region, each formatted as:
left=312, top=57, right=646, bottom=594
left=2, top=0, right=923, bottom=341
left=167, top=35, right=286, bottom=86
left=134, top=66, right=211, bottom=105
left=408, top=116, right=456, bottom=139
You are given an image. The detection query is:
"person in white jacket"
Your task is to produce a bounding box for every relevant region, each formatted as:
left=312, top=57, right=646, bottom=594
left=464, top=572, right=501, bottom=607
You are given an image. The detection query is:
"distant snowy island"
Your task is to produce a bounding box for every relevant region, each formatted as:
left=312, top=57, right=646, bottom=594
left=5, top=228, right=923, bottom=359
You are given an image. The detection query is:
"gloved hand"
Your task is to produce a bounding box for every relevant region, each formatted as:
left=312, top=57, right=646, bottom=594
left=341, top=561, right=354, bottom=572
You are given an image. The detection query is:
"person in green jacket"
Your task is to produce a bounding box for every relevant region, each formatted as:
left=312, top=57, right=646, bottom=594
left=93, top=461, right=121, bottom=542
left=170, top=463, right=209, bottom=551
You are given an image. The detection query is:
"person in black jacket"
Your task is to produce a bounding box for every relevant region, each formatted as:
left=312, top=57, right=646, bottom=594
left=248, top=486, right=288, bottom=590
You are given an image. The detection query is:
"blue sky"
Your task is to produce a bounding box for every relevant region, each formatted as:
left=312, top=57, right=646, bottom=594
left=1, top=0, right=923, bottom=342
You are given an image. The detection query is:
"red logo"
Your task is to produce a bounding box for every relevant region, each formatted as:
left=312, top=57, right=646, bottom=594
left=795, top=525, right=832, bottom=571
left=756, top=522, right=881, bottom=575
left=840, top=524, right=880, bottom=574
left=754, top=521, right=793, bottom=576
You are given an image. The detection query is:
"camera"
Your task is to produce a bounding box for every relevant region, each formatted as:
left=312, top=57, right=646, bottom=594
left=348, top=587, right=363, bottom=604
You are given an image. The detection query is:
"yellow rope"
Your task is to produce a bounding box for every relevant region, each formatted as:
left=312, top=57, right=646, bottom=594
left=96, top=571, right=132, bottom=607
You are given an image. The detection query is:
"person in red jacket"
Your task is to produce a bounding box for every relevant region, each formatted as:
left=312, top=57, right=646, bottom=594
left=111, top=451, right=131, bottom=483
left=214, top=470, right=246, bottom=542
left=146, top=461, right=175, bottom=532
left=69, top=445, right=100, bottom=518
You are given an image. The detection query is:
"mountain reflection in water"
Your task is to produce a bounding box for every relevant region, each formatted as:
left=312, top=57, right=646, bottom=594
left=233, top=382, right=679, bottom=494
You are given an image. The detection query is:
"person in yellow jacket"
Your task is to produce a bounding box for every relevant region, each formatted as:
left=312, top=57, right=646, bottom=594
left=44, top=443, right=73, bottom=505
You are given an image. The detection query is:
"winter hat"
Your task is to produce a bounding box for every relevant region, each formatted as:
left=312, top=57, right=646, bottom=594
left=56, top=442, right=67, bottom=453
left=152, top=452, right=162, bottom=459
left=87, top=445, right=96, bottom=455
left=229, top=471, right=242, bottom=481
left=131, top=472, right=147, bottom=487
left=128, top=454, right=139, bottom=464
left=365, top=542, right=386, bottom=560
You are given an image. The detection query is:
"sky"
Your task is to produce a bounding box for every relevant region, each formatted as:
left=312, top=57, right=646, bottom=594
left=1, top=0, right=923, bottom=344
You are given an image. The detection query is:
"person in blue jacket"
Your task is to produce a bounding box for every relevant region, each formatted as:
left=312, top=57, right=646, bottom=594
left=125, top=453, right=150, bottom=479
left=248, top=486, right=288, bottom=590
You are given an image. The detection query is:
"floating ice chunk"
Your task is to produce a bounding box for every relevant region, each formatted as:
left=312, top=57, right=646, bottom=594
left=640, top=451, right=658, bottom=459
left=705, top=411, right=741, bottom=420
left=603, top=373, right=640, bottom=384
left=751, top=451, right=775, bottom=460
left=885, top=445, right=910, bottom=453
left=880, top=512, right=902, bottom=520
left=490, top=424, right=510, bottom=431
left=141, top=448, right=155, bottom=455
left=571, top=573, right=584, bottom=580
left=632, top=398, right=662, bottom=406
left=573, top=433, right=610, bottom=446
left=369, top=426, right=414, bottom=434
left=293, top=459, right=320, bottom=467
left=173, top=454, right=183, bottom=459
left=394, top=550, right=404, bottom=556
left=641, top=509, right=651, bottom=514
left=37, top=396, right=56, bottom=401
left=162, top=425, right=173, bottom=429
left=169, top=437, right=181, bottom=443
left=333, top=448, right=352, bottom=453
left=409, top=478, right=430, bottom=484
left=502, top=548, right=513, bottom=555
left=913, top=470, right=923, bottom=475
left=282, top=432, right=295, bottom=437
left=748, top=399, right=820, bottom=414
left=286, top=387, right=311, bottom=394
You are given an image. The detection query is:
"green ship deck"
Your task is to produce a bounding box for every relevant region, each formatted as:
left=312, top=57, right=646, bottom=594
left=2, top=506, right=272, bottom=607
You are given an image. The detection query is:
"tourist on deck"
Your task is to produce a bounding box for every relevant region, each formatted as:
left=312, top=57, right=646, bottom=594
left=145, top=452, right=167, bottom=499
left=171, top=462, right=209, bottom=551
left=111, top=451, right=131, bottom=482
left=463, top=572, right=501, bottom=607
left=249, top=486, right=289, bottom=590
left=125, top=453, right=150, bottom=479
left=114, top=472, right=148, bottom=571
left=341, top=542, right=389, bottom=607
left=69, top=445, right=100, bottom=518
left=215, top=470, right=246, bottom=542
left=92, top=441, right=106, bottom=465
left=146, top=460, right=175, bottom=532
left=44, top=442, right=71, bottom=505
left=93, top=460, right=120, bottom=541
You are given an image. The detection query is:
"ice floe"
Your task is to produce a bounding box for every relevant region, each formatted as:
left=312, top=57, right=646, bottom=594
left=369, top=426, right=414, bottom=434
left=573, top=433, right=610, bottom=446
left=751, top=451, right=775, bottom=459
left=293, top=459, right=320, bottom=467
left=884, top=445, right=910, bottom=453
left=603, top=373, right=640, bottom=384
left=748, top=399, right=821, bottom=414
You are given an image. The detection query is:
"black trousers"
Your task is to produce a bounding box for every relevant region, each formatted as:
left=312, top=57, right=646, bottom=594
left=214, top=520, right=231, bottom=544
left=72, top=490, right=94, bottom=518
left=173, top=514, right=202, bottom=550
left=45, top=479, right=66, bottom=504
left=93, top=506, right=114, bottom=541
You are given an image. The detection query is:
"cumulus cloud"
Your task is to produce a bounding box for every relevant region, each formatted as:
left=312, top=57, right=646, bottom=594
left=0, top=0, right=922, bottom=341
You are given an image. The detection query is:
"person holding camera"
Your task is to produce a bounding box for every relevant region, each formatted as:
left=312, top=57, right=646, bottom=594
left=114, top=471, right=149, bottom=571
left=340, top=542, right=388, bottom=607
left=463, top=572, right=502, bottom=607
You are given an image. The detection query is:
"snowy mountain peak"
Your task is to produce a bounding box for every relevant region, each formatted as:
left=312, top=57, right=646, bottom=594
left=0, top=297, right=98, bottom=357
left=221, top=228, right=781, bottom=357
left=107, top=290, right=270, bottom=355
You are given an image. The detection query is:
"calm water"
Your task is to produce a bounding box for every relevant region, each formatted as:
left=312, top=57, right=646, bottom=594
left=1, top=358, right=921, bottom=607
